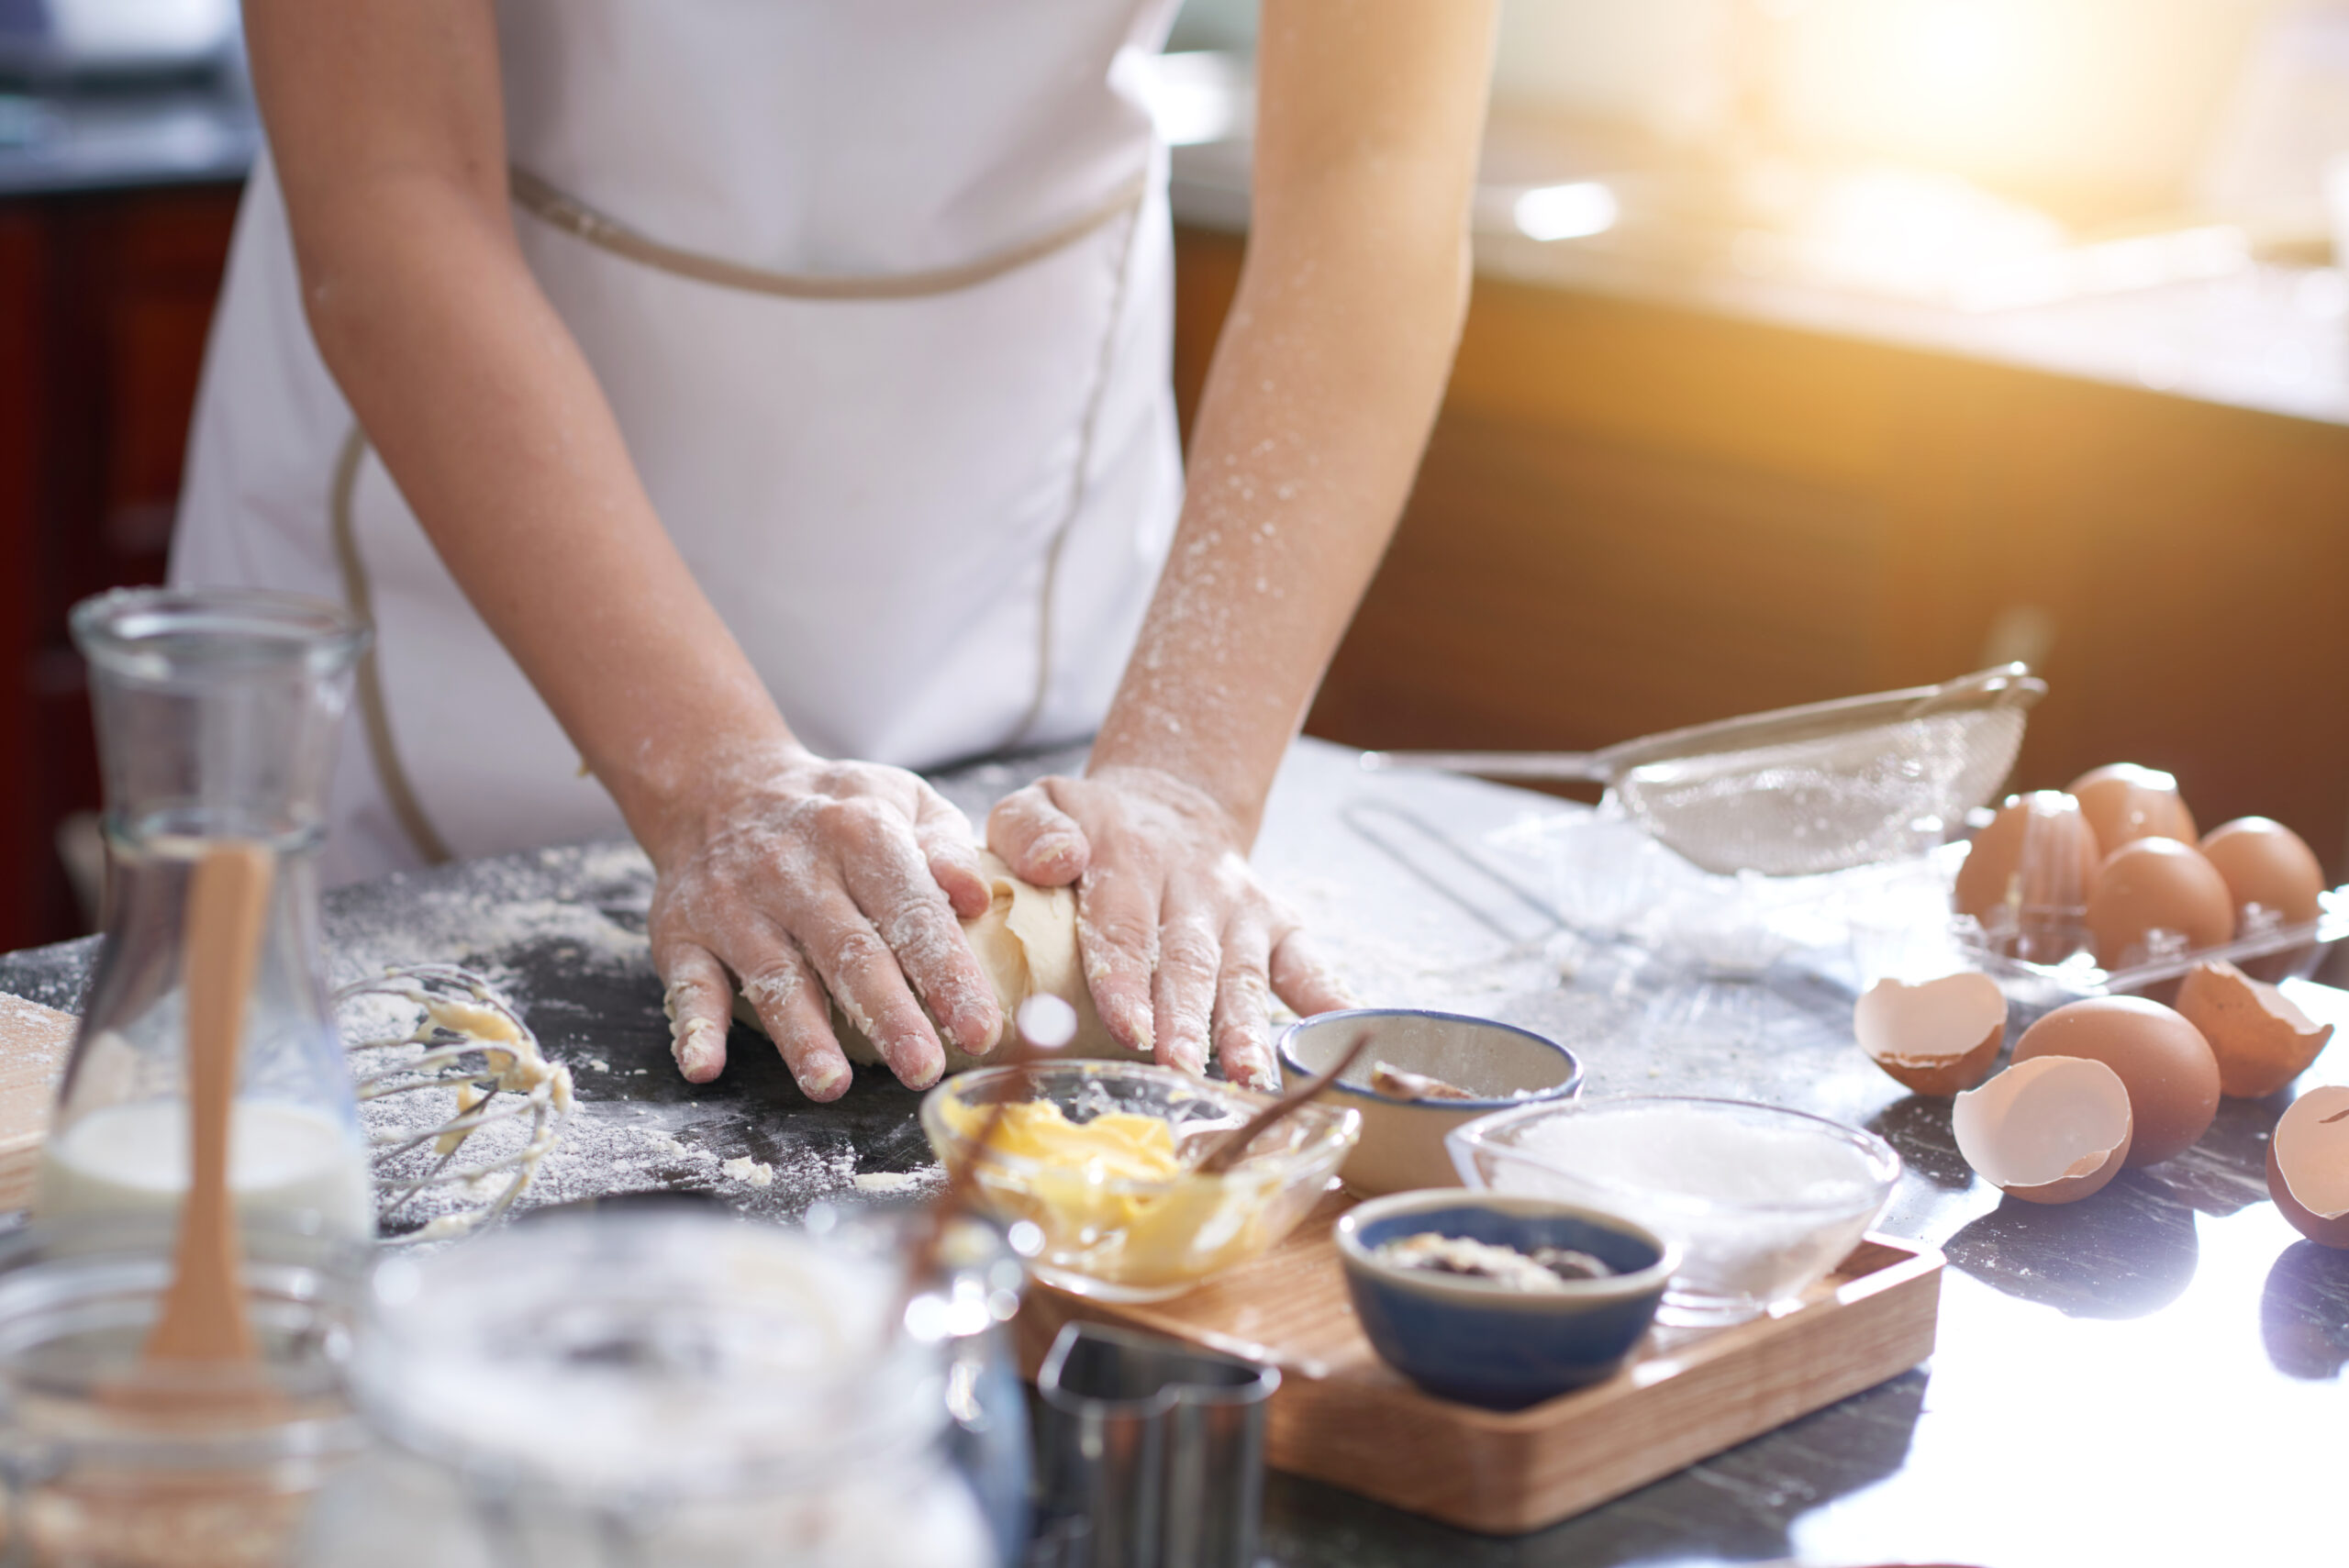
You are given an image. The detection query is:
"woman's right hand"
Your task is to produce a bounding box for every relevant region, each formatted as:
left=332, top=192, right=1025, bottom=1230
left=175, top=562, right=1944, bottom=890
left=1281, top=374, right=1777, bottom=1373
left=644, top=740, right=1003, bottom=1102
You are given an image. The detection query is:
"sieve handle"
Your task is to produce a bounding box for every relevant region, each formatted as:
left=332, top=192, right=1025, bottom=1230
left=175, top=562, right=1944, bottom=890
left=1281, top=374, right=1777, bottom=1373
left=1357, top=749, right=1609, bottom=783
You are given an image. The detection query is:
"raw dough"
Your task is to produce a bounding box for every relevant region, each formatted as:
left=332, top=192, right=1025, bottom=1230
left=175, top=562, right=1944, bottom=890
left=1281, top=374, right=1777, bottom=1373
left=733, top=851, right=1130, bottom=1072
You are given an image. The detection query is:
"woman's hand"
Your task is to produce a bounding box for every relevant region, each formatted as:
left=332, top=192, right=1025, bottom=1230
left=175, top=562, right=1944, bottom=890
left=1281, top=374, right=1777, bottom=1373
left=987, top=764, right=1352, bottom=1090
left=967, top=5, right=1487, bottom=1091
left=648, top=742, right=1002, bottom=1101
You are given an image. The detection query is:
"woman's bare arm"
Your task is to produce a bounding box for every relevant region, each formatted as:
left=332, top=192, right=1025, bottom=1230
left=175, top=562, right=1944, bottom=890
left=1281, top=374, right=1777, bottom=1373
left=246, top=1, right=1001, bottom=1096
left=989, top=0, right=1497, bottom=1079
left=249, top=1, right=774, bottom=844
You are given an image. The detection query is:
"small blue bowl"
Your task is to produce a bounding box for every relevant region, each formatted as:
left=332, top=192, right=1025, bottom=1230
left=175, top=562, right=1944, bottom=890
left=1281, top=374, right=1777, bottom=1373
left=1335, top=1190, right=1675, bottom=1411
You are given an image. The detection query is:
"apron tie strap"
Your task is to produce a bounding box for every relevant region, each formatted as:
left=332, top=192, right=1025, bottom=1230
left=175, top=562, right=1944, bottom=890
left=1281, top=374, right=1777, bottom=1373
left=509, top=165, right=1150, bottom=301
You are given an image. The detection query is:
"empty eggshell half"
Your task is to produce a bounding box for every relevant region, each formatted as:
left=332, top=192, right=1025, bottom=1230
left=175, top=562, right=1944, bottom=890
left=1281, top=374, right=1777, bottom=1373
left=1953, top=1055, right=2134, bottom=1204
left=2176, top=961, right=2334, bottom=1099
left=1855, top=973, right=2007, bottom=1095
left=2266, top=1084, right=2349, bottom=1248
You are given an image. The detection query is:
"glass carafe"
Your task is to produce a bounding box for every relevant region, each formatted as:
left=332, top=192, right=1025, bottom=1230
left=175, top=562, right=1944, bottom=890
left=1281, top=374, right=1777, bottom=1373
left=38, top=588, right=373, bottom=1241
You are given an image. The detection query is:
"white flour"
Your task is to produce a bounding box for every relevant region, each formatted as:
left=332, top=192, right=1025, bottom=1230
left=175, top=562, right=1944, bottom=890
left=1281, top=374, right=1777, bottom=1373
left=328, top=842, right=657, bottom=1003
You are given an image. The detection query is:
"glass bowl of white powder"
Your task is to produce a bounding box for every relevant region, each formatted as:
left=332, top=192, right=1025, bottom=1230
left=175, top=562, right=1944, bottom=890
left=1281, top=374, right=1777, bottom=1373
left=1447, top=1096, right=1899, bottom=1327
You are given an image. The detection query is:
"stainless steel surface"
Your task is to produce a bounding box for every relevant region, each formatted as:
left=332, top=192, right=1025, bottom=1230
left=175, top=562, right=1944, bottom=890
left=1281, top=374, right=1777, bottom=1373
left=0, top=0, right=237, bottom=81
left=1035, top=1320, right=1278, bottom=1568
left=0, top=73, right=252, bottom=197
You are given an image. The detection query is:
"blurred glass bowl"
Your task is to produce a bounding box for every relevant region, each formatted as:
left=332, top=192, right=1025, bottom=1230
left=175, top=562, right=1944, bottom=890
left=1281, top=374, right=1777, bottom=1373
left=1448, top=1096, right=1898, bottom=1327
left=921, top=1062, right=1358, bottom=1303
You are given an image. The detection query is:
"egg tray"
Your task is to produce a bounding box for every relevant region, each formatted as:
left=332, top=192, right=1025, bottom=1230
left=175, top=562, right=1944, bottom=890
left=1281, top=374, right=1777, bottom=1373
left=1012, top=1189, right=1943, bottom=1537
left=1956, top=884, right=2349, bottom=1013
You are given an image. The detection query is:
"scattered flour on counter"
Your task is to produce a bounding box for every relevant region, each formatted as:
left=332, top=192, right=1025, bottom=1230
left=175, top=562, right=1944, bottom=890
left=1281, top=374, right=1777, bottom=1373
left=584, top=1058, right=611, bottom=1073
left=720, top=1155, right=774, bottom=1189
left=852, top=1169, right=941, bottom=1195
left=517, top=1107, right=857, bottom=1215
left=325, top=841, right=657, bottom=1006
left=1271, top=871, right=1543, bottom=1013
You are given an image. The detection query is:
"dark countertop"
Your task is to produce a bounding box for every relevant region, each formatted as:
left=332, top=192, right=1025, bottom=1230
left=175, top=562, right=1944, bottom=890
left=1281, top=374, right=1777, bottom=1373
left=6, top=737, right=2343, bottom=1565
left=0, top=73, right=255, bottom=198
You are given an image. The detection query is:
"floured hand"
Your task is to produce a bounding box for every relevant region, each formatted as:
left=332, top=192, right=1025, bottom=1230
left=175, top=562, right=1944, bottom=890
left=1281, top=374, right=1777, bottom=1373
left=986, top=764, right=1353, bottom=1090
left=647, top=741, right=999, bottom=1101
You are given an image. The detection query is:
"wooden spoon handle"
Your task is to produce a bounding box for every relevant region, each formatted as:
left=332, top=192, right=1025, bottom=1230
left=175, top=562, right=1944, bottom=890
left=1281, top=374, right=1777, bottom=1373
left=1196, top=1029, right=1374, bottom=1175
left=144, top=841, right=273, bottom=1366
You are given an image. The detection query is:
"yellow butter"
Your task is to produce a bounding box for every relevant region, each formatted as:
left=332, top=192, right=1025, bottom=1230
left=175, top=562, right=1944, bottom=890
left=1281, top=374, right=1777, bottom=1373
left=959, top=1101, right=1184, bottom=1182
left=941, top=1096, right=1274, bottom=1291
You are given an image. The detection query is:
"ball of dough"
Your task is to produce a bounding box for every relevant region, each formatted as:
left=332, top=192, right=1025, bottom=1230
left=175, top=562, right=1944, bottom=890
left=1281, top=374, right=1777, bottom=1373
left=733, top=851, right=1130, bottom=1072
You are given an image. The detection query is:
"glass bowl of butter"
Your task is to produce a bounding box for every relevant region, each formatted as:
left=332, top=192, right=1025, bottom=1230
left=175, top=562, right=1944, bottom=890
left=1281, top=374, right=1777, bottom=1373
left=921, top=1061, right=1361, bottom=1303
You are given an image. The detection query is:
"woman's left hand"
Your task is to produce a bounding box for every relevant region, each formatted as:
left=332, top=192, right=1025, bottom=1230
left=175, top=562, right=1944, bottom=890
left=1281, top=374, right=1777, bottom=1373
left=986, top=764, right=1353, bottom=1089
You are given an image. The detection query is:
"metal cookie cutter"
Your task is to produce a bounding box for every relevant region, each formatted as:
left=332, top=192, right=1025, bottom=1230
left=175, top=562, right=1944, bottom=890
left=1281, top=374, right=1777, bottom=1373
left=1031, top=1321, right=1281, bottom=1568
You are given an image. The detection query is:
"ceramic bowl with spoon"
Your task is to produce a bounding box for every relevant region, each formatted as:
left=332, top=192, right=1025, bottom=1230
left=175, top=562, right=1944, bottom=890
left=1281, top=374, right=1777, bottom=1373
left=1277, top=1010, right=1582, bottom=1196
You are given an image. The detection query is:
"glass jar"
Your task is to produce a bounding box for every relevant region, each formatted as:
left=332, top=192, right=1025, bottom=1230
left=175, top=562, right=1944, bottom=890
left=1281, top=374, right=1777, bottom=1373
left=40, top=590, right=373, bottom=1241
left=299, top=1205, right=1027, bottom=1568
left=0, top=1215, right=367, bottom=1568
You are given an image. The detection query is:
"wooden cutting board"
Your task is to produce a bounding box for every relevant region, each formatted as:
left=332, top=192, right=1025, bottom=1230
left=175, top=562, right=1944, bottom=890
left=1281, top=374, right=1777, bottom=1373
left=0, top=993, right=72, bottom=1211
left=1017, top=1189, right=1943, bottom=1537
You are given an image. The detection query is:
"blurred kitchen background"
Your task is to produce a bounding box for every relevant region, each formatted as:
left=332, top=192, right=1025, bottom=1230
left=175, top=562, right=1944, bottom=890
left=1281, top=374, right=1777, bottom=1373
left=5, top=0, right=2349, bottom=950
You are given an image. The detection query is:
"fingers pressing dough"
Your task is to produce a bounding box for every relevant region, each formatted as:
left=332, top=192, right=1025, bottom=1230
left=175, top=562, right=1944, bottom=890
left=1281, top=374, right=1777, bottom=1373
left=731, top=852, right=1127, bottom=1073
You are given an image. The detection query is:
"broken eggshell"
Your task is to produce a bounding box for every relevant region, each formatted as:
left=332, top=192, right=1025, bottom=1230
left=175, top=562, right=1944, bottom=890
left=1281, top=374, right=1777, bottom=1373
left=2266, top=1084, right=2349, bottom=1248
left=2010, top=996, right=2220, bottom=1166
left=1854, top=973, right=2007, bottom=1095
left=2176, top=961, right=2335, bottom=1099
left=1952, top=1055, right=2134, bottom=1204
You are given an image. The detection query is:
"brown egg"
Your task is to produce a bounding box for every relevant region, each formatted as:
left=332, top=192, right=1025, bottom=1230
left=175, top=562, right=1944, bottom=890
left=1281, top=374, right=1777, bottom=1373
left=1854, top=973, right=2007, bottom=1095
left=2011, top=996, right=2220, bottom=1165
left=1953, top=792, right=2099, bottom=960
left=2176, top=961, right=2334, bottom=1098
left=2199, top=817, right=2325, bottom=928
left=1953, top=1055, right=2133, bottom=1204
left=2068, top=763, right=2195, bottom=851
left=2086, top=838, right=2235, bottom=969
left=2266, top=1084, right=2349, bottom=1247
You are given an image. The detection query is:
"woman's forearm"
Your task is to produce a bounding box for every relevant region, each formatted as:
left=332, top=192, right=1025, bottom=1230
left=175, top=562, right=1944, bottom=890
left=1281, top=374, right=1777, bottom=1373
left=249, top=0, right=794, bottom=864
left=296, top=184, right=792, bottom=851
left=1090, top=0, right=1496, bottom=840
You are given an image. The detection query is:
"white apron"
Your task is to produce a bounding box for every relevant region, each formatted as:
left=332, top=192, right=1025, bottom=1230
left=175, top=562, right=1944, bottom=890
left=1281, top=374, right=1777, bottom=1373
left=173, top=0, right=1186, bottom=886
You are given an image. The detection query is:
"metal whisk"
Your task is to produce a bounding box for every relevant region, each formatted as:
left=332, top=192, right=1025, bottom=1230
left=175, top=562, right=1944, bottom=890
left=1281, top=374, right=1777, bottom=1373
left=334, top=963, right=575, bottom=1243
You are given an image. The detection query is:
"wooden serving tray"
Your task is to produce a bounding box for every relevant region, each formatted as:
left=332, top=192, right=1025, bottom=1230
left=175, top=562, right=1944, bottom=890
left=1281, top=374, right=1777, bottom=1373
left=1016, top=1189, right=1943, bottom=1537
left=0, top=995, right=72, bottom=1212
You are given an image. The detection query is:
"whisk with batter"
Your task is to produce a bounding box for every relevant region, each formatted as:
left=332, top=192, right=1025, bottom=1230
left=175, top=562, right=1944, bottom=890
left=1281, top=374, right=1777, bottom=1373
left=334, top=962, right=574, bottom=1243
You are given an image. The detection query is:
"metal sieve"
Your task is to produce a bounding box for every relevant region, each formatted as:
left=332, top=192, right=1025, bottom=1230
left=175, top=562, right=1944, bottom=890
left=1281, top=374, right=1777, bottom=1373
left=1360, top=663, right=2045, bottom=876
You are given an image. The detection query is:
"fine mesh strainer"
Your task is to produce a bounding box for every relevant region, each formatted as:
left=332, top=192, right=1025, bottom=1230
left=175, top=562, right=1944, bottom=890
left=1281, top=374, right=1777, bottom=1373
left=1361, top=663, right=2045, bottom=876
